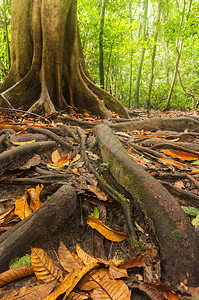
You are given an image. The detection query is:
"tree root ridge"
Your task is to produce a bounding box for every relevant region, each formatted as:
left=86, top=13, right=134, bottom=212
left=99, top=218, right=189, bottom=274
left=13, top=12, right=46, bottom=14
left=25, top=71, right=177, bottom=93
left=95, top=123, right=199, bottom=287
left=0, top=0, right=128, bottom=118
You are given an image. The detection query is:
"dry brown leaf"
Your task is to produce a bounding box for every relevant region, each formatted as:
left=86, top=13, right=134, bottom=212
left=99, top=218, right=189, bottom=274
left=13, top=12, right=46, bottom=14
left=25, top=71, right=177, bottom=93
left=20, top=154, right=41, bottom=169
left=58, top=241, right=80, bottom=272
left=87, top=215, right=126, bottom=242
left=158, top=157, right=187, bottom=169
left=160, top=149, right=198, bottom=161
left=119, top=253, right=145, bottom=269
left=27, top=184, right=43, bottom=212
left=78, top=268, right=130, bottom=300
left=115, top=131, right=132, bottom=138
left=188, top=169, right=199, bottom=175
left=43, top=262, right=99, bottom=300
left=57, top=155, right=71, bottom=167
left=128, top=281, right=180, bottom=300
left=1, top=281, right=56, bottom=300
left=0, top=266, right=34, bottom=288
left=0, top=207, right=15, bottom=224
left=12, top=139, right=35, bottom=145
left=72, top=168, right=80, bottom=175
left=87, top=186, right=107, bottom=201
left=76, top=244, right=98, bottom=266
left=0, top=124, right=27, bottom=131
left=174, top=180, right=185, bottom=189
left=71, top=154, right=81, bottom=164
left=68, top=290, right=90, bottom=299
left=51, top=150, right=61, bottom=164
left=108, top=265, right=128, bottom=280
left=14, top=193, right=32, bottom=220
left=31, top=248, right=62, bottom=284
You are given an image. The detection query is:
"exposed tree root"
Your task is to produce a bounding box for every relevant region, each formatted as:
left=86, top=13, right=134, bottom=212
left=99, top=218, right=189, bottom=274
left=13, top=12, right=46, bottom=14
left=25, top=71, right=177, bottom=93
left=0, top=185, right=77, bottom=272
left=95, top=123, right=199, bottom=287
left=0, top=0, right=129, bottom=119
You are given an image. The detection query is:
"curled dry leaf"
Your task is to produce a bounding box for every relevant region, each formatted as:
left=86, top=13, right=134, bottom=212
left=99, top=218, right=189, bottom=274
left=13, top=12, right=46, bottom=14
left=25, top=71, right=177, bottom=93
left=58, top=241, right=80, bottom=272
left=119, top=253, right=145, bottom=269
left=1, top=281, right=56, bottom=300
left=12, top=139, right=35, bottom=145
left=14, top=193, right=32, bottom=220
left=31, top=248, right=62, bottom=284
left=86, top=186, right=107, bottom=201
left=87, top=215, right=127, bottom=242
left=160, top=149, right=198, bottom=161
left=128, top=281, right=180, bottom=300
left=0, top=207, right=15, bottom=224
left=43, top=262, right=99, bottom=300
left=0, top=266, right=34, bottom=288
left=27, top=184, right=43, bottom=212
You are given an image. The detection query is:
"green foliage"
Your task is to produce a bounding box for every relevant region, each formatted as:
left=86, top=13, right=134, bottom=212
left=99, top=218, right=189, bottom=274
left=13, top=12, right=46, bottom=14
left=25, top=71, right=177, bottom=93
left=9, top=254, right=31, bottom=269
left=92, top=207, right=100, bottom=219
left=181, top=206, right=199, bottom=216
left=0, top=0, right=198, bottom=110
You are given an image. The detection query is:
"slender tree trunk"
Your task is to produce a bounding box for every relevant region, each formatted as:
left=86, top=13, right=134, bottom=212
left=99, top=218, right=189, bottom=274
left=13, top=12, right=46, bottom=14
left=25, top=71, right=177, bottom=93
left=133, top=0, right=148, bottom=108
left=99, top=0, right=107, bottom=89
left=164, top=0, right=192, bottom=110
left=146, top=1, right=161, bottom=108
left=3, top=0, right=11, bottom=69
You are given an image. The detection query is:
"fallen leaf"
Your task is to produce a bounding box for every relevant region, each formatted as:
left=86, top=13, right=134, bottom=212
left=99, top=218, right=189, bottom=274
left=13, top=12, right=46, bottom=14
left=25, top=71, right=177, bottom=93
left=58, top=242, right=80, bottom=272
left=12, top=139, right=35, bottom=145
left=108, top=265, right=128, bottom=280
left=1, top=281, right=56, bottom=300
left=71, top=154, right=81, bottom=164
left=78, top=268, right=130, bottom=300
left=119, top=253, right=145, bottom=269
left=20, top=154, right=41, bottom=169
left=174, top=180, right=185, bottom=189
left=14, top=193, right=32, bottom=220
left=87, top=186, right=107, bottom=201
left=76, top=244, right=98, bottom=266
left=31, top=248, right=62, bottom=284
left=43, top=262, right=99, bottom=300
left=72, top=168, right=80, bottom=175
left=68, top=290, right=90, bottom=299
left=0, top=207, right=15, bottom=224
left=51, top=150, right=61, bottom=164
left=57, top=155, right=71, bottom=167
left=160, top=149, right=198, bottom=161
left=0, top=266, right=34, bottom=288
left=158, top=158, right=187, bottom=169
left=116, top=132, right=132, bottom=138
left=87, top=215, right=127, bottom=242
left=188, top=169, right=199, bottom=174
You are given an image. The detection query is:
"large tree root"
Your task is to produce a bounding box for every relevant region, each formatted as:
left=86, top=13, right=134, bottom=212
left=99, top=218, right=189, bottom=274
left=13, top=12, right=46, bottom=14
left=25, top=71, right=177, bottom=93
left=0, top=141, right=56, bottom=175
left=95, top=124, right=199, bottom=287
left=109, top=117, right=199, bottom=132
left=0, top=185, right=77, bottom=272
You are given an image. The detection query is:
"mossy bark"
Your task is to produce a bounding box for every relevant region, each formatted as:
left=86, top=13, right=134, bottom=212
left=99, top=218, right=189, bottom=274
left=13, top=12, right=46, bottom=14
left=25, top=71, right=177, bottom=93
left=0, top=0, right=129, bottom=119
left=95, top=124, right=199, bottom=287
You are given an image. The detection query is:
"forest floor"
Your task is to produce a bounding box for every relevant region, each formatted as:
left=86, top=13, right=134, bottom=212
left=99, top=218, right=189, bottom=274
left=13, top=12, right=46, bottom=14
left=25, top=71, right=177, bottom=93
left=0, top=107, right=198, bottom=300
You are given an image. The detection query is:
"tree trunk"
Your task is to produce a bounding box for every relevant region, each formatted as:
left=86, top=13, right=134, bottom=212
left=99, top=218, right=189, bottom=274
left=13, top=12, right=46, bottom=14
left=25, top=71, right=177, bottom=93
left=99, top=0, right=107, bottom=90
left=133, top=0, right=148, bottom=108
left=146, top=1, right=161, bottom=108
left=0, top=0, right=129, bottom=119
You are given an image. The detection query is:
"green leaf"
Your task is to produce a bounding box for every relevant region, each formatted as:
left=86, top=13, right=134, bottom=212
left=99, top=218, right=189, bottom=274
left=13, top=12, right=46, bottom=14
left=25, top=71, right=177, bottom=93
left=181, top=206, right=199, bottom=216
left=92, top=207, right=99, bottom=219
left=192, top=214, right=199, bottom=227
left=62, top=161, right=70, bottom=167
left=9, top=254, right=31, bottom=269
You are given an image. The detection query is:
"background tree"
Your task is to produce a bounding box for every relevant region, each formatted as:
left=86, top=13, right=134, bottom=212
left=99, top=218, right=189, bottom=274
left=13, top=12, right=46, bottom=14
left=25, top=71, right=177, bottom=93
left=99, top=0, right=107, bottom=89
left=0, top=0, right=128, bottom=118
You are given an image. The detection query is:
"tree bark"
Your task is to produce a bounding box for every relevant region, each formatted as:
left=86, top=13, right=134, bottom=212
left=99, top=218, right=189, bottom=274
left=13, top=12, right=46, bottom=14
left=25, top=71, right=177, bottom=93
left=95, top=124, right=199, bottom=287
left=0, top=0, right=129, bottom=119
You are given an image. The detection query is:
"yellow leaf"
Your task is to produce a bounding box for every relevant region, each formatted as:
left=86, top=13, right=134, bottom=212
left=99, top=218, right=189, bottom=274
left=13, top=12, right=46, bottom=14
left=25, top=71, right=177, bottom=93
left=58, top=242, right=80, bottom=272
left=51, top=150, right=61, bottom=164
left=0, top=207, right=15, bottom=224
left=78, top=268, right=131, bottom=300
left=72, top=168, right=80, bottom=175
left=43, top=262, right=99, bottom=300
left=158, top=158, right=187, bottom=169
left=119, top=253, right=145, bottom=269
left=160, top=149, right=198, bottom=161
left=27, top=184, right=43, bottom=212
left=71, top=154, right=81, bottom=164
left=76, top=244, right=98, bottom=266
left=12, top=139, right=35, bottom=145
left=0, top=266, right=34, bottom=288
left=57, top=155, right=71, bottom=167
left=14, top=193, right=32, bottom=220
left=31, top=248, right=62, bottom=284
left=87, top=215, right=126, bottom=242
